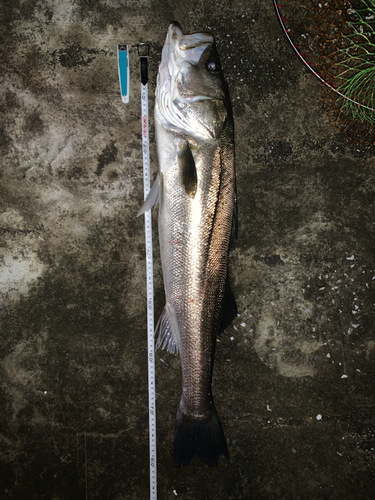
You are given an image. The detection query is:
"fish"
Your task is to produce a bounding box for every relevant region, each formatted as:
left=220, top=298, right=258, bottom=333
left=139, top=21, right=237, bottom=467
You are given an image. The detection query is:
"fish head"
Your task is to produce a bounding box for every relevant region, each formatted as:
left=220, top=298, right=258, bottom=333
left=156, top=22, right=229, bottom=142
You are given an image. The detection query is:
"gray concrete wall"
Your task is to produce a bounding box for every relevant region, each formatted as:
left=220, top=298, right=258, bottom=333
left=1, top=1, right=374, bottom=498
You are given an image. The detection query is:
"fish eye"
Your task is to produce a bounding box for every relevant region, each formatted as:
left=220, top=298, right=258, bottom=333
left=206, top=60, right=220, bottom=72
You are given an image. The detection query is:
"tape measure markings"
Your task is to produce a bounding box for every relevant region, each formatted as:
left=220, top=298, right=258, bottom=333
left=118, top=43, right=156, bottom=500
left=139, top=45, right=157, bottom=500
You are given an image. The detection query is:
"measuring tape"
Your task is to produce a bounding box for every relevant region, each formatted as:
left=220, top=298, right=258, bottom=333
left=138, top=43, right=157, bottom=500
left=118, top=42, right=156, bottom=500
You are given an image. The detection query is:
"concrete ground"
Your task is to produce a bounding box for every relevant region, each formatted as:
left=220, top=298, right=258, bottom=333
left=1, top=0, right=374, bottom=499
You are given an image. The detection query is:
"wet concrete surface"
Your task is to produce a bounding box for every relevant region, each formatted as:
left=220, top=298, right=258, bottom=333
left=1, top=0, right=374, bottom=498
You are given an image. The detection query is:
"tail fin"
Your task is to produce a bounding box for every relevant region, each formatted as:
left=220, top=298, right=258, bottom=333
left=173, top=405, right=229, bottom=467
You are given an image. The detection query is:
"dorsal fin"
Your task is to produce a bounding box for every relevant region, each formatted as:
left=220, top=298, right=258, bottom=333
left=178, top=141, right=197, bottom=198
left=229, top=187, right=238, bottom=250
left=218, top=275, right=237, bottom=334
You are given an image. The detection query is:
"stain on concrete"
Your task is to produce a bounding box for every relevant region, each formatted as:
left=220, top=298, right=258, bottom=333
left=95, top=140, right=118, bottom=176
left=53, top=43, right=98, bottom=68
left=0, top=0, right=374, bottom=499
left=23, top=110, right=45, bottom=137
left=0, top=125, right=12, bottom=156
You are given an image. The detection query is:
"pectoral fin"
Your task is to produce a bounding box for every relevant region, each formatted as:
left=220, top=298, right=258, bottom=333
left=178, top=141, right=197, bottom=198
left=137, top=173, right=160, bottom=216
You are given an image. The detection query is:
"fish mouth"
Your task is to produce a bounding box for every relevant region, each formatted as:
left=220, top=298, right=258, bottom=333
left=158, top=22, right=215, bottom=103
left=169, top=21, right=213, bottom=52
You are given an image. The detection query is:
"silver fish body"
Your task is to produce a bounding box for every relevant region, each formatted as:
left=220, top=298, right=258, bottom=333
left=140, top=22, right=236, bottom=467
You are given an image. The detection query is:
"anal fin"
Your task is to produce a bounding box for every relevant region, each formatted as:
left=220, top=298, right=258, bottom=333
left=155, top=305, right=178, bottom=355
